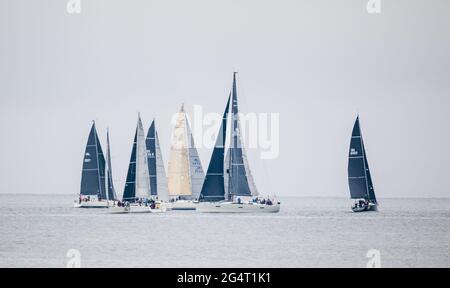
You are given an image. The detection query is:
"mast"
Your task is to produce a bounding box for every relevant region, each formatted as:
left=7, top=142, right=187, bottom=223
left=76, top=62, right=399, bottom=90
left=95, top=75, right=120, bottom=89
left=228, top=72, right=252, bottom=200
left=106, top=128, right=117, bottom=201
left=105, top=129, right=110, bottom=202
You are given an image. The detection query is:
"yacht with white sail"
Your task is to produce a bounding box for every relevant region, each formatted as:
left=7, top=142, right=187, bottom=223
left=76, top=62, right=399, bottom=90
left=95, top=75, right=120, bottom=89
left=167, top=104, right=205, bottom=210
left=348, top=116, right=378, bottom=212
left=109, top=115, right=167, bottom=214
left=196, top=73, right=280, bottom=213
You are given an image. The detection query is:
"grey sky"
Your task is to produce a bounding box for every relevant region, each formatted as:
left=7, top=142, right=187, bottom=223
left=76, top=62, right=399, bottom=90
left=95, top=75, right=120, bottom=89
left=1, top=0, right=449, bottom=198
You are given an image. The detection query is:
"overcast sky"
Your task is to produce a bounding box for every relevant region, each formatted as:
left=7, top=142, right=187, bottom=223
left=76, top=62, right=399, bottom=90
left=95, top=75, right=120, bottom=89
left=1, top=0, right=449, bottom=198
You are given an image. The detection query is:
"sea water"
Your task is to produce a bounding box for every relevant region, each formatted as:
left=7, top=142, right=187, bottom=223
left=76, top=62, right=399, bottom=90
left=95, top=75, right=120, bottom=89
left=0, top=194, right=449, bottom=268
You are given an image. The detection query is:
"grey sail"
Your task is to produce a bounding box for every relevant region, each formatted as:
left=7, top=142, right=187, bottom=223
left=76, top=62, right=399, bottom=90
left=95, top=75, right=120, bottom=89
left=123, top=130, right=137, bottom=202
left=227, top=73, right=252, bottom=200
left=146, top=120, right=169, bottom=202
left=135, top=115, right=151, bottom=199
left=186, top=118, right=205, bottom=201
left=199, top=95, right=231, bottom=202
left=80, top=122, right=106, bottom=199
left=106, top=129, right=117, bottom=201
left=155, top=125, right=169, bottom=202
left=348, top=116, right=376, bottom=203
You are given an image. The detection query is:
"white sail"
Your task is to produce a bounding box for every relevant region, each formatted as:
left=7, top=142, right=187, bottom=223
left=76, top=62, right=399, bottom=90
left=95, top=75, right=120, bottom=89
left=155, top=129, right=170, bottom=202
left=186, top=118, right=205, bottom=201
left=135, top=115, right=151, bottom=199
left=168, top=105, right=192, bottom=198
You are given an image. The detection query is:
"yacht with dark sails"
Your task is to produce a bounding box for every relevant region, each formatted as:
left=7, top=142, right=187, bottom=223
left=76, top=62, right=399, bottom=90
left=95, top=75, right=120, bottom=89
left=196, top=73, right=280, bottom=213
left=348, top=116, right=378, bottom=212
left=75, top=121, right=115, bottom=208
left=146, top=119, right=170, bottom=203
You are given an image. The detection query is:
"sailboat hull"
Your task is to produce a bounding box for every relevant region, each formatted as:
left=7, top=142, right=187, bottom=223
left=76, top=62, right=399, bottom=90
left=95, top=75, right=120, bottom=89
left=351, top=203, right=378, bottom=213
left=171, top=200, right=197, bottom=210
left=73, top=200, right=111, bottom=208
left=108, top=206, right=131, bottom=214
left=129, top=205, right=151, bottom=214
left=196, top=202, right=280, bottom=213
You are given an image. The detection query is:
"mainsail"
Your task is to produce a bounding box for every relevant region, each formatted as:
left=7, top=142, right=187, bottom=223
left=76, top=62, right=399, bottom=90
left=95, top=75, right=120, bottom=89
left=146, top=120, right=169, bottom=202
left=167, top=105, right=204, bottom=200
left=80, top=122, right=106, bottom=199
left=123, top=115, right=151, bottom=202
left=348, top=116, right=377, bottom=203
left=105, top=129, right=117, bottom=201
left=227, top=73, right=254, bottom=200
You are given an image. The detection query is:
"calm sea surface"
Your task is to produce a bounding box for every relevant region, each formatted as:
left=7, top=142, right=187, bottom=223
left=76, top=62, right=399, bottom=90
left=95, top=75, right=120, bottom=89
left=0, top=194, right=449, bottom=268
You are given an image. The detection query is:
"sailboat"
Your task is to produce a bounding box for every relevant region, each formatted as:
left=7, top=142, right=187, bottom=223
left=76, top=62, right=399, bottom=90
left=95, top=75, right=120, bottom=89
left=167, top=104, right=205, bottom=210
left=348, top=116, right=378, bottom=212
left=74, top=121, right=110, bottom=208
left=146, top=119, right=170, bottom=203
left=110, top=115, right=166, bottom=214
left=196, top=73, right=280, bottom=213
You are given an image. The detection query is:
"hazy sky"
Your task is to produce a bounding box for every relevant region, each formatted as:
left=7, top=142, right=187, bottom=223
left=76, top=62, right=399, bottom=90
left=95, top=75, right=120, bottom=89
left=1, top=0, right=449, bottom=198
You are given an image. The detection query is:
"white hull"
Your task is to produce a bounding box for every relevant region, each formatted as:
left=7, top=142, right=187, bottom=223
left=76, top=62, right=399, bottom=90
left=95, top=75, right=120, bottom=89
left=129, top=205, right=151, bottom=214
left=164, top=202, right=173, bottom=211
left=196, top=202, right=280, bottom=213
left=109, top=203, right=168, bottom=214
left=108, top=206, right=131, bottom=214
left=73, top=200, right=111, bottom=208
left=171, top=200, right=197, bottom=211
